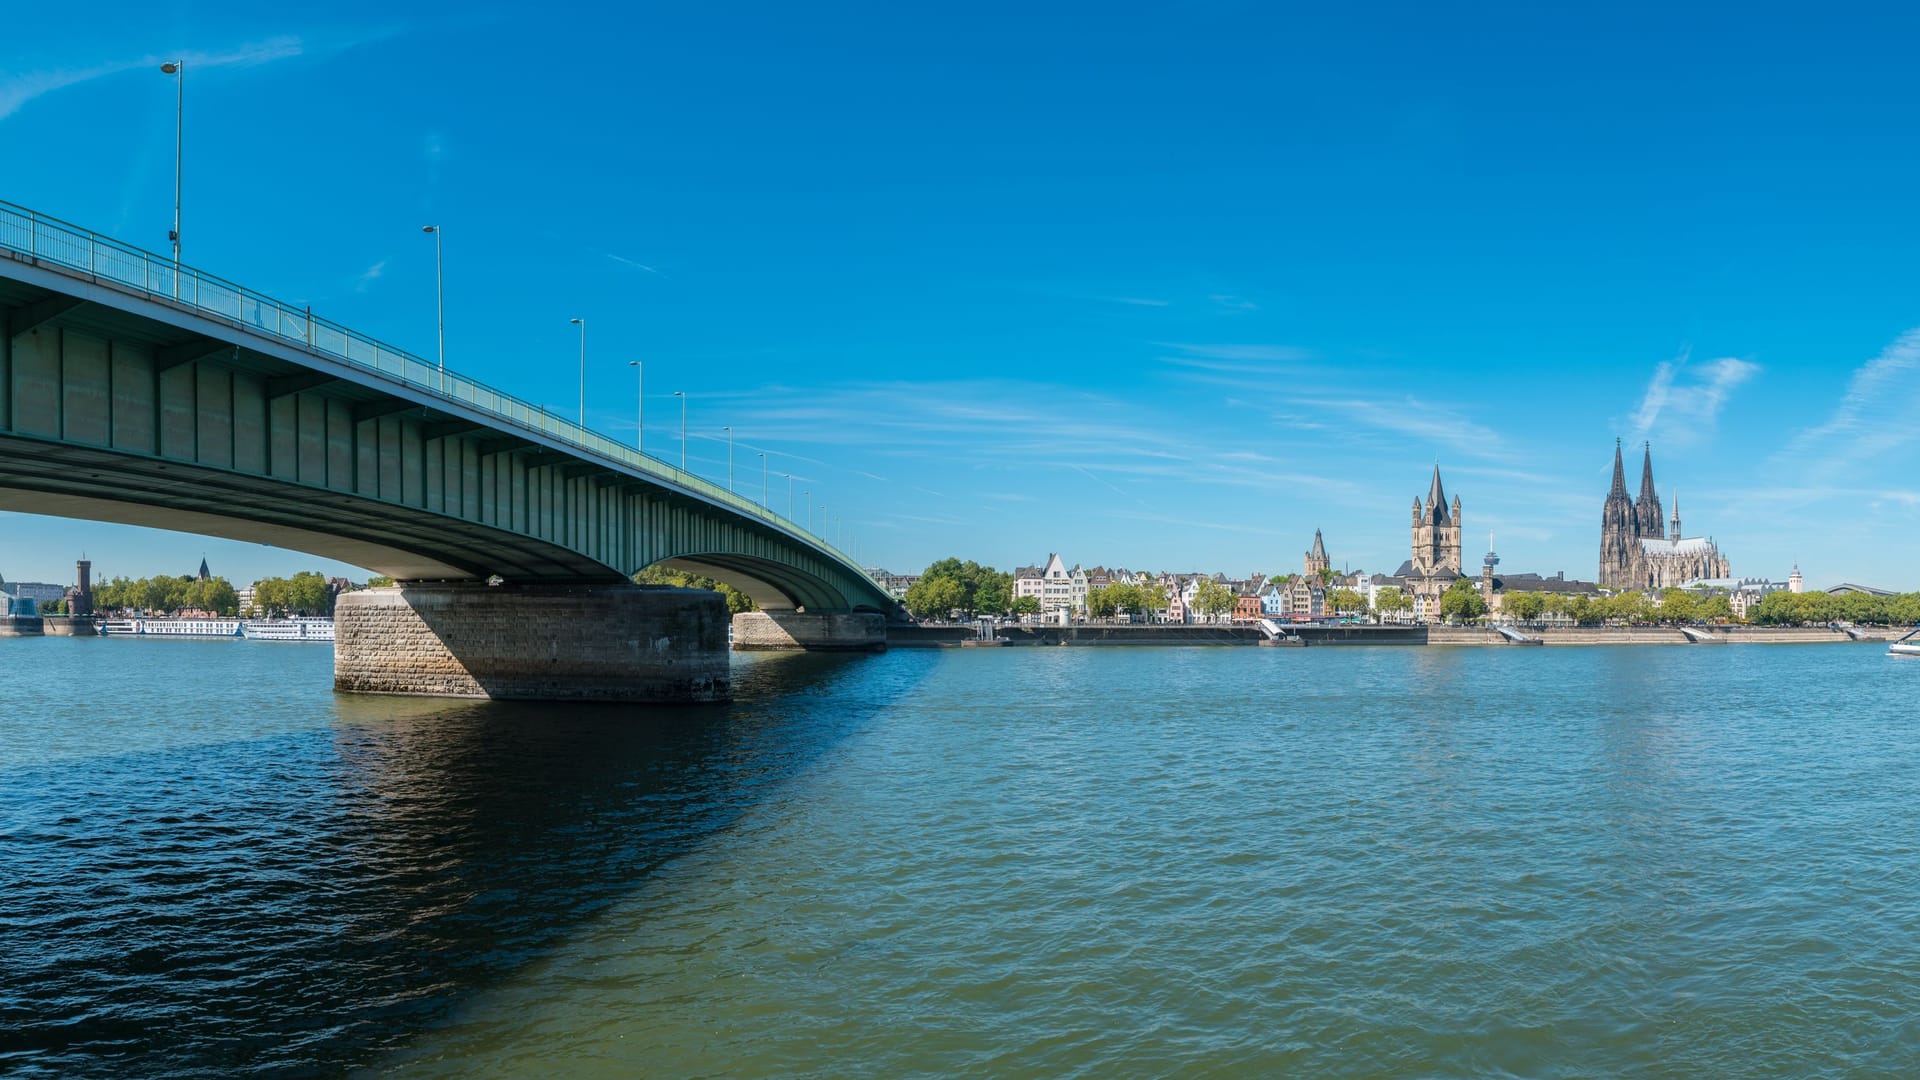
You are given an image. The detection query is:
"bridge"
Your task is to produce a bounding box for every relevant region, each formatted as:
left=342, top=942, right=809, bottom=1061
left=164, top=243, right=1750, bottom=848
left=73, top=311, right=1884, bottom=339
left=0, top=200, right=900, bottom=700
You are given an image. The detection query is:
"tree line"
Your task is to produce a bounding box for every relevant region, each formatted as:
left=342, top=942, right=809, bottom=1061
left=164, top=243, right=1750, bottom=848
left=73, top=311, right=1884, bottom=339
left=86, top=575, right=241, bottom=616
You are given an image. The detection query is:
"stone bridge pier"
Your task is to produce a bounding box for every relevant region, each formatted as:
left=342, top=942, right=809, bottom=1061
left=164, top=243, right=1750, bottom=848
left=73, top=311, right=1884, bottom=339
left=731, top=610, right=888, bottom=652
left=335, top=584, right=730, bottom=702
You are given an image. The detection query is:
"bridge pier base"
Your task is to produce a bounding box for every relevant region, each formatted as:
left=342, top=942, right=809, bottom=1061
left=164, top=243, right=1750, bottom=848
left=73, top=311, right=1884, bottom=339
left=335, top=584, right=730, bottom=702
left=731, top=610, right=887, bottom=652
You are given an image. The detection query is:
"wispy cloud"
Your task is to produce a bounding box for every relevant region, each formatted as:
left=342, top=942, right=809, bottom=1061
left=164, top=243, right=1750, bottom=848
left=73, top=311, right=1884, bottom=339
left=1101, top=296, right=1169, bottom=307
left=1630, top=352, right=1759, bottom=441
left=1159, top=342, right=1313, bottom=367
left=1777, top=327, right=1920, bottom=480
left=1, top=36, right=308, bottom=122
left=1209, top=294, right=1259, bottom=312
left=604, top=252, right=667, bottom=277
left=353, top=259, right=387, bottom=292
left=1286, top=394, right=1509, bottom=461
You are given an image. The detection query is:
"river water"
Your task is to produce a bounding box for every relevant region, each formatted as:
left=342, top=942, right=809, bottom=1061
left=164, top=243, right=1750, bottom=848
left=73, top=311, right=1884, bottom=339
left=4, top=638, right=1919, bottom=1077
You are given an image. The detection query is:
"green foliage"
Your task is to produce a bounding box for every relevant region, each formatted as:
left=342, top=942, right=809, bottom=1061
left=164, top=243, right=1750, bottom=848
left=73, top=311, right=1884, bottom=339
left=253, top=571, right=334, bottom=616
left=1193, top=579, right=1236, bottom=621
left=1657, top=587, right=1698, bottom=625
left=1008, top=595, right=1042, bottom=617
left=90, top=573, right=241, bottom=616
left=1501, top=591, right=1547, bottom=622
left=1749, top=589, right=1920, bottom=626
left=632, top=565, right=758, bottom=614
left=1327, top=587, right=1366, bottom=615
left=1439, top=577, right=1487, bottom=623
left=903, top=559, right=1014, bottom=620
left=1087, top=586, right=1119, bottom=618
left=365, top=575, right=395, bottom=588
left=1373, top=587, right=1412, bottom=614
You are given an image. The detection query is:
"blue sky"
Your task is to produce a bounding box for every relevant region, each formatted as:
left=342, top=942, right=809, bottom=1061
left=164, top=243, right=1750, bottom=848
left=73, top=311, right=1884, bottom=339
left=4, top=3, right=1919, bottom=590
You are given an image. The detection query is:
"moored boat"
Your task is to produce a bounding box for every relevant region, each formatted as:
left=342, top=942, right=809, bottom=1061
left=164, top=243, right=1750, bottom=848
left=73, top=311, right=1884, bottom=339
left=100, top=617, right=242, bottom=637
left=242, top=617, right=335, bottom=642
left=1890, top=629, right=1920, bottom=657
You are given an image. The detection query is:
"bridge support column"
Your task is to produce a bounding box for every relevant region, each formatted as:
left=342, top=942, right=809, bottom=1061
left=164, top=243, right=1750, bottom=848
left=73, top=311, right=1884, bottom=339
left=731, top=610, right=887, bottom=652
left=335, top=584, right=729, bottom=702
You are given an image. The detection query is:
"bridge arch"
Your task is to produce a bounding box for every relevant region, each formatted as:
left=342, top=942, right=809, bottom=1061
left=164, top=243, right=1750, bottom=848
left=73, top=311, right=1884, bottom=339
left=0, top=202, right=902, bottom=621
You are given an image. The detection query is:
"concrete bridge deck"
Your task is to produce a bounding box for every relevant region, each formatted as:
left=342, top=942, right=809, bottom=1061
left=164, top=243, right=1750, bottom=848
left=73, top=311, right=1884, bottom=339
left=0, top=200, right=896, bottom=698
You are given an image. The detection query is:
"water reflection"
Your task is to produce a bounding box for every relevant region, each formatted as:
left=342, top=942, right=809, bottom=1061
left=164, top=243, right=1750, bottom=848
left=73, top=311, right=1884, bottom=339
left=1, top=650, right=912, bottom=1078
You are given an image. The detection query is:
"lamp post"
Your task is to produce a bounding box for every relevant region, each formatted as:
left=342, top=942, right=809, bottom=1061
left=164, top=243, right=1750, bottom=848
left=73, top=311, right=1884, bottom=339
left=568, top=318, right=586, bottom=427
left=758, top=452, right=768, bottom=509
left=784, top=473, right=793, bottom=520
left=159, top=60, right=184, bottom=293
left=673, top=392, right=686, bottom=470
left=421, top=226, right=444, bottom=390
left=723, top=426, right=733, bottom=492
left=803, top=491, right=810, bottom=531
left=628, top=360, right=643, bottom=451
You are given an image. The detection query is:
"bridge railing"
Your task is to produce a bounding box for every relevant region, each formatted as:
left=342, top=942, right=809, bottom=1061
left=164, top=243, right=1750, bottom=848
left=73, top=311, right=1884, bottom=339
left=0, top=200, right=867, bottom=574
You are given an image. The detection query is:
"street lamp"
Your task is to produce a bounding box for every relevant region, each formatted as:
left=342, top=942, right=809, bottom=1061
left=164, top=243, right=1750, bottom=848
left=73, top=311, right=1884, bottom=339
left=803, top=491, right=810, bottom=530
left=673, top=392, right=687, bottom=470
left=785, top=474, right=793, bottom=520
left=159, top=60, right=184, bottom=292
left=569, top=318, right=586, bottom=427
left=421, top=226, right=444, bottom=390
left=628, top=360, right=643, bottom=451
left=758, top=452, right=768, bottom=509
left=723, top=426, right=733, bottom=492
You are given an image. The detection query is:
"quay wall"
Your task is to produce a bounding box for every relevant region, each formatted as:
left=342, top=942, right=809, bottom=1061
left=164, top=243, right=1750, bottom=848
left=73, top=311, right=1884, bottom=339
left=1430, top=625, right=1856, bottom=646
left=887, top=624, right=1426, bottom=647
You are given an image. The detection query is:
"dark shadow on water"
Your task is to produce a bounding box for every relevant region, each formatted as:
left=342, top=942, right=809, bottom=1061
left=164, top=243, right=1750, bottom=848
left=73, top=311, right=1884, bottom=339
left=0, top=650, right=933, bottom=1078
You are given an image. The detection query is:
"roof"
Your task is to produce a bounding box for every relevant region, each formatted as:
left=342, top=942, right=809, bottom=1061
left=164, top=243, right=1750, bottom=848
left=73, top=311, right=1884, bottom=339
left=1493, top=571, right=1601, bottom=595
left=1826, top=583, right=1896, bottom=596
left=1640, top=537, right=1718, bottom=557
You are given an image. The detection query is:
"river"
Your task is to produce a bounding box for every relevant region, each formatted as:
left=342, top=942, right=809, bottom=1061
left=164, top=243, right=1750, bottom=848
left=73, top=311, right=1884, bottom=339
left=4, top=638, right=1918, bottom=1077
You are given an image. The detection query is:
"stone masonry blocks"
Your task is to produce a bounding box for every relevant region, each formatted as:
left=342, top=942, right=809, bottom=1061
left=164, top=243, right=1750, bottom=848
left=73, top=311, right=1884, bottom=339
left=336, top=584, right=729, bottom=702
left=731, top=610, right=887, bottom=652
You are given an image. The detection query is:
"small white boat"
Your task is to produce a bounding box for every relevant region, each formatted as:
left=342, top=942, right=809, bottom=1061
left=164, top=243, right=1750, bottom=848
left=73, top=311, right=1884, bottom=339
left=1890, top=630, right=1920, bottom=657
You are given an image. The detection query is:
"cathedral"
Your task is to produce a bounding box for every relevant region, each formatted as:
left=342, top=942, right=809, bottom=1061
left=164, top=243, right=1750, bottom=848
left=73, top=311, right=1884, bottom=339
left=1598, top=440, right=1730, bottom=590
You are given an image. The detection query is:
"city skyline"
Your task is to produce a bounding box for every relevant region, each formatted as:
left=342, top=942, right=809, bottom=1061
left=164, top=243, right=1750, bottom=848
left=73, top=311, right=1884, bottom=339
left=5, top=5, right=1919, bottom=589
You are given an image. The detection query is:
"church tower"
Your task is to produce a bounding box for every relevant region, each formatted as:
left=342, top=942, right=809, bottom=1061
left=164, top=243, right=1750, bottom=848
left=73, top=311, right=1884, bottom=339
left=1411, top=465, right=1462, bottom=575
left=1305, top=529, right=1330, bottom=578
left=1600, top=439, right=1639, bottom=588
left=1669, top=492, right=1681, bottom=540
left=1635, top=442, right=1665, bottom=541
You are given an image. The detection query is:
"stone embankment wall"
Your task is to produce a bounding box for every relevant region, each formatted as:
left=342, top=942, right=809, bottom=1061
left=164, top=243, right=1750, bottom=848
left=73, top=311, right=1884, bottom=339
left=42, top=616, right=98, bottom=637
left=336, top=584, right=729, bottom=702
left=1429, top=625, right=1855, bottom=646
left=732, top=611, right=887, bottom=651
left=0, top=615, right=44, bottom=637
left=885, top=623, right=1428, bottom=647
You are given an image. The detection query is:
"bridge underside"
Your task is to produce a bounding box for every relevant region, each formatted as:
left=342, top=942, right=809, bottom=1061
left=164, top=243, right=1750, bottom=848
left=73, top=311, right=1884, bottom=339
left=0, top=256, right=901, bottom=616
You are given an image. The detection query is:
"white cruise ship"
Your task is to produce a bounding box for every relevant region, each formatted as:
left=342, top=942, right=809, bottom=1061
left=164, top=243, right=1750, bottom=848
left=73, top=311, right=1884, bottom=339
left=242, top=617, right=335, bottom=642
left=100, top=617, right=243, bottom=638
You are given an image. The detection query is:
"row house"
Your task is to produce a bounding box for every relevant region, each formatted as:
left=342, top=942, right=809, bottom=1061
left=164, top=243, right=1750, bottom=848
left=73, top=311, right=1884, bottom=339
left=1259, top=575, right=1326, bottom=620
left=1015, top=554, right=1090, bottom=617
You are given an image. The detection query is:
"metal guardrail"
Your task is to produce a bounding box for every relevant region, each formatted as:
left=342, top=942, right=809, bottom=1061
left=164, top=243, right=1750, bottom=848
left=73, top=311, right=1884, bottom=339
left=0, top=199, right=866, bottom=575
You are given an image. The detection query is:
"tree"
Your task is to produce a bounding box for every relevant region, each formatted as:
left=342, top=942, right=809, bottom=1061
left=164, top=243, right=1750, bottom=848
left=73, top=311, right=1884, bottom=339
left=909, top=558, right=1016, bottom=619
left=1327, top=588, right=1365, bottom=617
left=632, top=565, right=758, bottom=614
left=1009, top=595, right=1042, bottom=617
left=1193, top=579, right=1235, bottom=623
left=904, top=574, right=965, bottom=620
left=1087, top=587, right=1118, bottom=618
left=1439, top=578, right=1487, bottom=623
left=1657, top=587, right=1699, bottom=625
left=1502, top=591, right=1546, bottom=623
left=365, top=575, right=395, bottom=589
left=1373, top=587, right=1412, bottom=616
